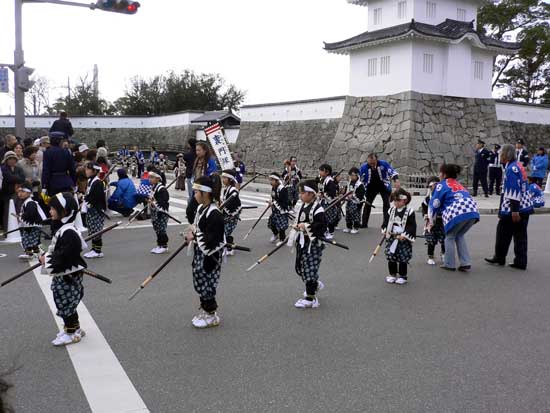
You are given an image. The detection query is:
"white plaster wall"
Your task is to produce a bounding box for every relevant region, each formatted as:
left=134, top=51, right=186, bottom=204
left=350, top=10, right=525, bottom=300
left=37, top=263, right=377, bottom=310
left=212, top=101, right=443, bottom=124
left=496, top=102, right=550, bottom=125
left=443, top=41, right=473, bottom=97
left=0, top=111, right=204, bottom=130
left=411, top=39, right=446, bottom=95
left=240, top=98, right=346, bottom=122
left=411, top=0, right=478, bottom=26
left=367, top=0, right=412, bottom=31
left=349, top=41, right=413, bottom=96
left=470, top=49, right=493, bottom=98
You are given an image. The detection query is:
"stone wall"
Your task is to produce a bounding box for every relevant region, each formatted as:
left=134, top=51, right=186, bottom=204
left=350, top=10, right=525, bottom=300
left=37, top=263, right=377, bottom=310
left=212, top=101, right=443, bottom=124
left=325, top=91, right=502, bottom=175
left=0, top=124, right=201, bottom=152
left=236, top=119, right=340, bottom=175
left=499, top=120, right=550, bottom=150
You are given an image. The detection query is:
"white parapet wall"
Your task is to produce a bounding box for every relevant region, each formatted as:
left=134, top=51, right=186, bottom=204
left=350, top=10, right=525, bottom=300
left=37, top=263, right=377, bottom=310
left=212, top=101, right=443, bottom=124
left=0, top=111, right=204, bottom=129
left=495, top=101, right=550, bottom=125
left=240, top=96, right=347, bottom=122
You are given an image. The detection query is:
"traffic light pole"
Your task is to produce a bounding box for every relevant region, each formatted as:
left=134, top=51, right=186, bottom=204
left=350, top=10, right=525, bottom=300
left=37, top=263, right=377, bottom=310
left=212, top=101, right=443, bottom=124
left=14, top=0, right=25, bottom=138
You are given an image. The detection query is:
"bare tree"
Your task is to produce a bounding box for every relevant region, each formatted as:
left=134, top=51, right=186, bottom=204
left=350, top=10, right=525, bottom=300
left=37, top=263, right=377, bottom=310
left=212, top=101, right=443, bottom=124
left=25, top=76, right=50, bottom=115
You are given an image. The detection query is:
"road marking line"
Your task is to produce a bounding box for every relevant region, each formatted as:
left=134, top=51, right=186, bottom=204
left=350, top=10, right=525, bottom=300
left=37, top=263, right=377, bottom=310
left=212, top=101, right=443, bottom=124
left=31, top=262, right=150, bottom=413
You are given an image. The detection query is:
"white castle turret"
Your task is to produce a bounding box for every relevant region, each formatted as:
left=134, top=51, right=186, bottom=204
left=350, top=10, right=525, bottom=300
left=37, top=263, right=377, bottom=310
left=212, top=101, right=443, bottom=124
left=325, top=0, right=518, bottom=98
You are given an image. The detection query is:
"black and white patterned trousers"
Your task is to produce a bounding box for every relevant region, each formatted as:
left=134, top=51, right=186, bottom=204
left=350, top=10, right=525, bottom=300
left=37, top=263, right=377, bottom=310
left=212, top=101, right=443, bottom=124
left=385, top=238, right=413, bottom=264
left=86, top=207, right=104, bottom=252
left=51, top=272, right=84, bottom=319
left=192, top=245, right=221, bottom=312
left=346, top=202, right=361, bottom=229
left=151, top=209, right=169, bottom=248
left=295, top=241, right=325, bottom=285
left=268, top=208, right=289, bottom=234
left=21, top=227, right=41, bottom=252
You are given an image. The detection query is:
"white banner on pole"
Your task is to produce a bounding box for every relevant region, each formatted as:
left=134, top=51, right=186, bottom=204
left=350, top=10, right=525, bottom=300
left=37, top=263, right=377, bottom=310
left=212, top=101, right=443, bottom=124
left=205, top=122, right=234, bottom=171
left=0, top=68, right=9, bottom=93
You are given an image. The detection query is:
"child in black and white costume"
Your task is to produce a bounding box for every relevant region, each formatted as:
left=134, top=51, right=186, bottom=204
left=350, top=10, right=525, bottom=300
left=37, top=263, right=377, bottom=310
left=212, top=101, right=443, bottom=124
left=149, top=171, right=170, bottom=254
left=343, top=167, right=365, bottom=234
left=39, top=192, right=88, bottom=346
left=421, top=177, right=445, bottom=265
left=382, top=188, right=417, bottom=285
left=268, top=172, right=291, bottom=246
left=221, top=169, right=242, bottom=256
left=288, top=179, right=327, bottom=308
left=282, top=156, right=303, bottom=207
left=83, top=162, right=106, bottom=259
left=185, top=176, right=226, bottom=328
left=17, top=182, right=47, bottom=259
left=318, top=164, right=339, bottom=240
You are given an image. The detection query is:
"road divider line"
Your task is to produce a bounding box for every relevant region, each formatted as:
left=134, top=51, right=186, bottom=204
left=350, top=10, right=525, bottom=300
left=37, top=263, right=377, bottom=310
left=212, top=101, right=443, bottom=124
left=31, top=262, right=150, bottom=413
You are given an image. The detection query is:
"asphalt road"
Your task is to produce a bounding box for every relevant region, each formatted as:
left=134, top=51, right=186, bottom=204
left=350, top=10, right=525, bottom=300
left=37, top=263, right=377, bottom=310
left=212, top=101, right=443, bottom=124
left=1, top=212, right=550, bottom=412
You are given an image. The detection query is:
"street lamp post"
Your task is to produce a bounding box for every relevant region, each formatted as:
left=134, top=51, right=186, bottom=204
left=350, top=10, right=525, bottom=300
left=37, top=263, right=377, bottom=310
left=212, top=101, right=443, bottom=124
left=14, top=0, right=25, bottom=138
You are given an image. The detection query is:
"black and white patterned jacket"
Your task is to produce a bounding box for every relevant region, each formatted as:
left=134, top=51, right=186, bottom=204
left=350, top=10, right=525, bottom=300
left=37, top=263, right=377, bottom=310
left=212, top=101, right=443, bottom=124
left=382, top=206, right=416, bottom=242
left=194, top=203, right=226, bottom=256
left=151, top=182, right=169, bottom=214
left=319, top=176, right=337, bottom=201
left=222, top=186, right=241, bottom=218
left=43, top=223, right=87, bottom=277
left=346, top=180, right=366, bottom=204
left=271, top=183, right=291, bottom=213
left=21, top=197, right=47, bottom=227
left=85, top=176, right=106, bottom=211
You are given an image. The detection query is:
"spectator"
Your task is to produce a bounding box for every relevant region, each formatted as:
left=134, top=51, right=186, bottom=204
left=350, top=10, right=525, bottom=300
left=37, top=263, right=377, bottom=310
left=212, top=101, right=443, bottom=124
left=13, top=142, right=24, bottom=161
left=49, top=111, right=74, bottom=138
left=359, top=153, right=400, bottom=228
left=149, top=145, right=159, bottom=165
left=17, top=146, right=41, bottom=194
left=78, top=144, right=90, bottom=158
left=74, top=152, right=88, bottom=194
left=488, top=144, right=503, bottom=196
left=0, top=134, right=17, bottom=161
left=108, top=168, right=137, bottom=216
left=41, top=132, right=76, bottom=196
left=429, top=164, right=480, bottom=272
left=529, top=147, right=548, bottom=187
left=186, top=141, right=218, bottom=223
left=174, top=153, right=186, bottom=191
left=1, top=151, right=25, bottom=232
left=96, top=139, right=108, bottom=160
left=23, top=137, right=33, bottom=147
left=183, top=138, right=197, bottom=199
left=35, top=136, right=50, bottom=166
left=515, top=139, right=530, bottom=168
left=472, top=139, right=491, bottom=197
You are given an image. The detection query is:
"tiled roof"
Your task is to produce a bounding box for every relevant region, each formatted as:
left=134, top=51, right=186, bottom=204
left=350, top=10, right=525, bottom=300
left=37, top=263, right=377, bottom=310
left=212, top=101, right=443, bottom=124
left=324, top=19, right=520, bottom=54
left=191, top=110, right=241, bottom=123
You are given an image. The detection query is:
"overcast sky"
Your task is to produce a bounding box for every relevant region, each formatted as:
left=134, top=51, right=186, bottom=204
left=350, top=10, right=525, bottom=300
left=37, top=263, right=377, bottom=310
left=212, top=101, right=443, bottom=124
left=0, top=0, right=368, bottom=115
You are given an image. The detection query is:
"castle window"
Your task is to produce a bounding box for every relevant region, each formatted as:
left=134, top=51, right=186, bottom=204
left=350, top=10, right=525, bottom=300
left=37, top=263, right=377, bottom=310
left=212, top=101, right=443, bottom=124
left=368, top=58, right=378, bottom=77
left=426, top=1, right=436, bottom=19
left=380, top=56, right=391, bottom=75
left=373, top=8, right=382, bottom=25
left=423, top=53, right=434, bottom=73
left=398, top=1, right=407, bottom=19
left=474, top=61, right=484, bottom=80
left=457, top=8, right=466, bottom=21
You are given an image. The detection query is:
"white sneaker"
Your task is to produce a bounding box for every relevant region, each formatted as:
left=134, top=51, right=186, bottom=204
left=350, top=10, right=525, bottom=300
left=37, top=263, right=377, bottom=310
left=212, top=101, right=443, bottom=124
left=191, top=310, right=220, bottom=328
left=52, top=332, right=81, bottom=347
left=350, top=229, right=359, bottom=234
left=342, top=228, right=350, bottom=233
left=303, top=279, right=325, bottom=297
left=270, top=235, right=277, bottom=243
left=151, top=246, right=168, bottom=254
left=18, top=252, right=34, bottom=260
left=386, top=276, right=397, bottom=284
left=324, top=232, right=334, bottom=240
left=427, top=258, right=436, bottom=265
left=226, top=249, right=235, bottom=256
left=294, top=297, right=320, bottom=309
left=276, top=240, right=284, bottom=247
left=84, top=250, right=104, bottom=259
left=395, top=277, right=408, bottom=285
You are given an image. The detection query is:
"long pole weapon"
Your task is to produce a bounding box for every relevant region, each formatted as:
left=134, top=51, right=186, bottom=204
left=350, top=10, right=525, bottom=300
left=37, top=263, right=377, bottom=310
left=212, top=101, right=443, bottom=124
left=1, top=221, right=122, bottom=288
left=368, top=235, right=386, bottom=264
left=82, top=269, right=112, bottom=284
left=243, top=202, right=271, bottom=240
left=128, top=241, right=190, bottom=301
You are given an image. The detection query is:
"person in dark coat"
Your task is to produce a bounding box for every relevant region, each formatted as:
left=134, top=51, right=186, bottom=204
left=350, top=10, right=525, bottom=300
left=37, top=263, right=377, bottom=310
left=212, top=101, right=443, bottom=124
left=49, top=112, right=74, bottom=138
left=515, top=139, right=530, bottom=168
left=488, top=144, right=503, bottom=196
left=472, top=139, right=491, bottom=197
left=1, top=151, right=25, bottom=232
left=41, top=132, right=76, bottom=196
left=183, top=138, right=197, bottom=199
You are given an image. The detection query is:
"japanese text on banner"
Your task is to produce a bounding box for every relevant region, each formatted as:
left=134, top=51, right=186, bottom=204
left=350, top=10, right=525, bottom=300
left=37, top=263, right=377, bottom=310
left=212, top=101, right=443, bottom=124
left=205, top=123, right=234, bottom=171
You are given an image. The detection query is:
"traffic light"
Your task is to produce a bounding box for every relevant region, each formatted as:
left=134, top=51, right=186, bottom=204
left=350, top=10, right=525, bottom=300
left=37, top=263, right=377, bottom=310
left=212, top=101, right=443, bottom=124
left=94, top=0, right=140, bottom=14
left=17, top=66, right=35, bottom=92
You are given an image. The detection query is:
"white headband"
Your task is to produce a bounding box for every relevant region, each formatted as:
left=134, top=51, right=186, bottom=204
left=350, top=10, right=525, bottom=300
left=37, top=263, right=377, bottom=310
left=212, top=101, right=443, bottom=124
left=397, top=194, right=409, bottom=200
left=302, top=185, right=316, bottom=193
left=19, top=187, right=32, bottom=193
left=222, top=172, right=237, bottom=183
left=269, top=175, right=282, bottom=182
left=56, top=193, right=66, bottom=208
left=192, top=183, right=213, bottom=193
left=92, top=165, right=102, bottom=171
left=149, top=172, right=161, bottom=179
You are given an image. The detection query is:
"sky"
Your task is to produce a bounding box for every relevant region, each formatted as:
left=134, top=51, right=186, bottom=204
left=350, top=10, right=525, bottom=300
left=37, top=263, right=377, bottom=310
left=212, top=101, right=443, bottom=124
left=0, top=0, right=368, bottom=114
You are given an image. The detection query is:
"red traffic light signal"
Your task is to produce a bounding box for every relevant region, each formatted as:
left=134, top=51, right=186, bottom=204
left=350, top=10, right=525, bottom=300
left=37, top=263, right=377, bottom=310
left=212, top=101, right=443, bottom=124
left=95, top=0, right=140, bottom=14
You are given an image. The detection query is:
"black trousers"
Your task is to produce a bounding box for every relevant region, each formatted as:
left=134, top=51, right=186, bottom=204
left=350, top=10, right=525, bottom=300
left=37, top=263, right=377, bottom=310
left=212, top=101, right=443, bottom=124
left=361, top=186, right=390, bottom=227
left=473, top=168, right=488, bottom=196
left=488, top=167, right=503, bottom=195
left=494, top=215, right=529, bottom=268
left=388, top=262, right=408, bottom=278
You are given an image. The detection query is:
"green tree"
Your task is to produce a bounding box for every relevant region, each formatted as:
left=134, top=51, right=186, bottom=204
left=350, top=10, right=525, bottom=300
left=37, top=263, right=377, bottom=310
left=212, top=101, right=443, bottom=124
left=115, top=70, right=245, bottom=115
left=498, top=24, right=550, bottom=102
left=478, top=0, right=550, bottom=92
left=48, top=75, right=116, bottom=115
